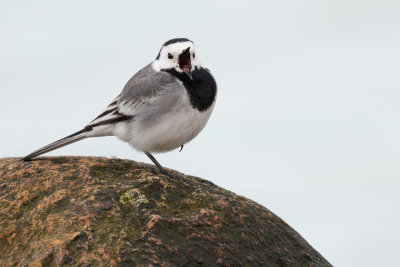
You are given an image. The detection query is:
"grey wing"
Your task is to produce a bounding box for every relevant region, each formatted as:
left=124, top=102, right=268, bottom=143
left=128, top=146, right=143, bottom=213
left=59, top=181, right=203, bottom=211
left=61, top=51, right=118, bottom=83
left=87, top=64, right=180, bottom=128
left=117, top=64, right=182, bottom=116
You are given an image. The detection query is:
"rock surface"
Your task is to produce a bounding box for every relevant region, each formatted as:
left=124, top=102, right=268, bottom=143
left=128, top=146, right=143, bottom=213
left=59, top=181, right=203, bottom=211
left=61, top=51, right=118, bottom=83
left=0, top=157, right=331, bottom=266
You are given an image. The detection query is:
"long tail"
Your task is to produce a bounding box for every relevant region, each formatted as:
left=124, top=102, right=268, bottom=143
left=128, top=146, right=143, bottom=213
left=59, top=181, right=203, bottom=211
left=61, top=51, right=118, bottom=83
left=21, top=95, right=132, bottom=161
left=22, top=129, right=88, bottom=161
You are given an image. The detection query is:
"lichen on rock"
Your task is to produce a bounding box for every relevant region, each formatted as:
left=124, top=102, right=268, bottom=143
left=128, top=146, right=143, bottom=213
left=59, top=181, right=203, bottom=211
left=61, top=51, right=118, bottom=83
left=0, top=157, right=332, bottom=266
left=119, top=188, right=149, bottom=206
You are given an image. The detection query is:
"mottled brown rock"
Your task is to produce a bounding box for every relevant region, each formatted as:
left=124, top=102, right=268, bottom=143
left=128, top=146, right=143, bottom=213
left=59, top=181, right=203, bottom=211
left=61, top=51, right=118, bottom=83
left=0, top=157, right=331, bottom=267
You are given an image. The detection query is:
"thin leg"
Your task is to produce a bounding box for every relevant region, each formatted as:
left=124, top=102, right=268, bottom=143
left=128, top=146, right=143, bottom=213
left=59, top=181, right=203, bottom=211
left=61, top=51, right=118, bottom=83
left=144, top=152, right=172, bottom=178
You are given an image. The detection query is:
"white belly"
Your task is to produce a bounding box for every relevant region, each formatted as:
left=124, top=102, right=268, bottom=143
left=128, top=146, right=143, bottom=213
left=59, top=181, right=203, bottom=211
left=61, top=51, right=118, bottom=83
left=114, top=102, right=215, bottom=153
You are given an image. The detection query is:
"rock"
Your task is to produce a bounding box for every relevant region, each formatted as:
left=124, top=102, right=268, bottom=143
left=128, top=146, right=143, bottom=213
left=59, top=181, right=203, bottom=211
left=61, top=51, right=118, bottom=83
left=0, top=157, right=331, bottom=266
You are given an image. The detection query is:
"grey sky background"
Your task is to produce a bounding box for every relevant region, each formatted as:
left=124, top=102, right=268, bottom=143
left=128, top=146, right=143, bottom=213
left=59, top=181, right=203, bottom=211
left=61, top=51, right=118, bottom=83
left=1, top=1, right=400, bottom=266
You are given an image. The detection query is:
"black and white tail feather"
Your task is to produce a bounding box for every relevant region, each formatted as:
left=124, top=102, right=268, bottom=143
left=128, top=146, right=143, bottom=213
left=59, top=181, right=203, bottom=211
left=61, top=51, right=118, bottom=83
left=21, top=130, right=87, bottom=161
left=22, top=97, right=130, bottom=161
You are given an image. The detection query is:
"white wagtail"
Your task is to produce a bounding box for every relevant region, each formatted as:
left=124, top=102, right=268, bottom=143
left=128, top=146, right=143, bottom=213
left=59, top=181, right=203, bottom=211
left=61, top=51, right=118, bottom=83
left=23, top=38, right=217, bottom=177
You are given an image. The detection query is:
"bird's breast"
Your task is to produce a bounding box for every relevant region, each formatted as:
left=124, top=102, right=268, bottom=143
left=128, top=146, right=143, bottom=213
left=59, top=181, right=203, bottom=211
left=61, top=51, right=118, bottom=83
left=125, top=101, right=215, bottom=152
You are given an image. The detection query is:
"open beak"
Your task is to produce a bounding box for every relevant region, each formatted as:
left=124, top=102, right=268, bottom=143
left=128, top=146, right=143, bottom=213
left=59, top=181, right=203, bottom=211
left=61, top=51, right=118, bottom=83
left=179, top=47, right=192, bottom=79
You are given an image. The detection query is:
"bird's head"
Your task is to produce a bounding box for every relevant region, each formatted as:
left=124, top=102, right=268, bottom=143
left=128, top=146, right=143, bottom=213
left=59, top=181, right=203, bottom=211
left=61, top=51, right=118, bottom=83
left=154, top=38, right=200, bottom=79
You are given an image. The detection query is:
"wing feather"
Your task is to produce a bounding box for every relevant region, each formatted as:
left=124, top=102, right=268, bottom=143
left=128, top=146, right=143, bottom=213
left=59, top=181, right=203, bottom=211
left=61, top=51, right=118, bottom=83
left=86, top=64, right=181, bottom=129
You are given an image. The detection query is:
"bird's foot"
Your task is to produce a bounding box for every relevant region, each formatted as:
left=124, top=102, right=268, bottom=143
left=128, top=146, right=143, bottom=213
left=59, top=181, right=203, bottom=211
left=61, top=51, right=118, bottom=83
left=144, top=152, right=180, bottom=180
left=158, top=167, right=181, bottom=180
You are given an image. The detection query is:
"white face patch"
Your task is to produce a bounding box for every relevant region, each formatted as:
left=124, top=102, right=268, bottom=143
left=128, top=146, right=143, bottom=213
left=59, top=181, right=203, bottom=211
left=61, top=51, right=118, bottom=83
left=152, top=41, right=201, bottom=72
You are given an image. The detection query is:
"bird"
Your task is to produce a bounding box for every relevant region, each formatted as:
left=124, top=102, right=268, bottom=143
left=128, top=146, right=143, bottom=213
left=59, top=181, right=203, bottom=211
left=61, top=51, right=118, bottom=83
left=22, top=38, right=217, bottom=177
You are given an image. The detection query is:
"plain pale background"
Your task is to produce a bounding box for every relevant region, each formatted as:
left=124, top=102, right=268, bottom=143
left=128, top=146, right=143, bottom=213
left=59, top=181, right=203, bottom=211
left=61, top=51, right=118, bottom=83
left=1, top=1, right=399, bottom=266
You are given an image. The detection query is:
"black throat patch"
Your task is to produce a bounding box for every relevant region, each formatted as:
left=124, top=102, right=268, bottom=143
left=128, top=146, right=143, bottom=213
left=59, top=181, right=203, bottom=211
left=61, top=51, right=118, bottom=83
left=163, top=67, right=217, bottom=112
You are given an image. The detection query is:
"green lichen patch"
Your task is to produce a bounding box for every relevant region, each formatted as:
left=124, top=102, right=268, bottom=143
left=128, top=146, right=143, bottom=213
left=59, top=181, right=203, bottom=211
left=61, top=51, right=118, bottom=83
left=119, top=189, right=149, bottom=207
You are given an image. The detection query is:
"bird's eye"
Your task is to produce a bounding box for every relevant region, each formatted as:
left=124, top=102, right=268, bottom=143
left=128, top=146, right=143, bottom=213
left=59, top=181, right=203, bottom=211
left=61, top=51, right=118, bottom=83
left=168, top=53, right=173, bottom=59
left=193, top=53, right=195, bottom=58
